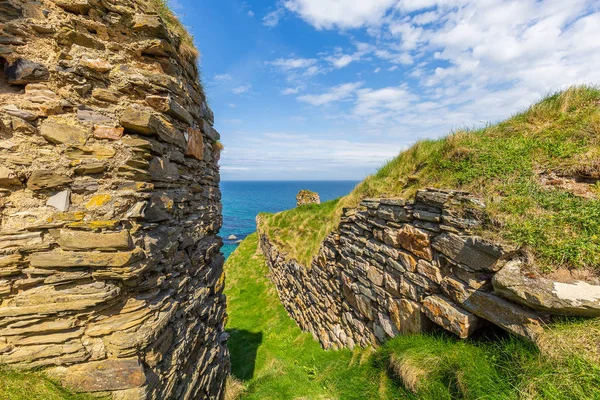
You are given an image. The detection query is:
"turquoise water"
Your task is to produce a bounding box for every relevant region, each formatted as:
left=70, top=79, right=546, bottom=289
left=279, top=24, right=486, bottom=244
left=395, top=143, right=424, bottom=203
left=220, top=181, right=360, bottom=259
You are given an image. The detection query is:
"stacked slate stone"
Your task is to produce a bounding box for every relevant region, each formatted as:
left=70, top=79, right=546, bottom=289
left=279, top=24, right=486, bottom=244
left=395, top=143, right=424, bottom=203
left=0, top=1, right=228, bottom=399
left=260, top=230, right=345, bottom=349
left=259, top=188, right=564, bottom=349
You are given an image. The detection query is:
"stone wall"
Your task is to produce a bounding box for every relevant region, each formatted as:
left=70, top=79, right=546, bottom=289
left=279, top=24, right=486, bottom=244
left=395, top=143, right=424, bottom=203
left=0, top=1, right=228, bottom=399
left=259, top=188, right=600, bottom=350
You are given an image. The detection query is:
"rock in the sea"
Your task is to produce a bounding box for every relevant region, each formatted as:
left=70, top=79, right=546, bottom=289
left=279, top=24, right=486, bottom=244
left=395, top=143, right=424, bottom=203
left=227, top=235, right=237, bottom=240
left=493, top=261, right=600, bottom=317
left=296, top=189, right=320, bottom=207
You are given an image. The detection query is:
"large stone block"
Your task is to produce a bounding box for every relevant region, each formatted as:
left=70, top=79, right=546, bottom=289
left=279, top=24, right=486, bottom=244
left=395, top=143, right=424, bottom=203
left=432, top=233, right=515, bottom=271
left=53, top=230, right=132, bottom=251
left=442, top=276, right=544, bottom=342
left=5, top=59, right=50, bottom=85
left=121, top=107, right=161, bottom=136
left=40, top=120, right=88, bottom=146
left=0, top=166, right=21, bottom=186
left=146, top=95, right=193, bottom=125
left=27, top=171, right=73, bottom=190
left=389, top=298, right=432, bottom=335
left=493, top=261, right=600, bottom=317
left=422, top=294, right=480, bottom=338
left=185, top=128, right=204, bottom=161
left=49, top=358, right=146, bottom=392
left=390, top=225, right=433, bottom=261
left=30, top=248, right=144, bottom=268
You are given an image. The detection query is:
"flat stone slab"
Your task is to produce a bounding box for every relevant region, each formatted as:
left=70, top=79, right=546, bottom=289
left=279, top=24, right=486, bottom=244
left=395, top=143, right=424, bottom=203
left=422, top=294, right=480, bottom=338
left=442, top=276, right=545, bottom=342
left=493, top=261, right=600, bottom=317
left=49, top=358, right=146, bottom=392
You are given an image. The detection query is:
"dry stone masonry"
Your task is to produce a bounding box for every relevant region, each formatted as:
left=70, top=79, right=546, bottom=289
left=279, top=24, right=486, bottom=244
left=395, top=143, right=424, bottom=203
left=0, top=0, right=228, bottom=398
left=259, top=188, right=600, bottom=349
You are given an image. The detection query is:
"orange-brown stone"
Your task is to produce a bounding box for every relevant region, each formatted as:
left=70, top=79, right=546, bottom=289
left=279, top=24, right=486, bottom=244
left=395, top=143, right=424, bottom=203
left=396, top=225, right=433, bottom=261
left=93, top=126, right=124, bottom=140
left=186, top=127, right=204, bottom=160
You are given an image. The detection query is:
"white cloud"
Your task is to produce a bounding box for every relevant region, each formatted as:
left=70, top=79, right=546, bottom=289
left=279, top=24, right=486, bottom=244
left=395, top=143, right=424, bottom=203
left=220, top=132, right=404, bottom=180
left=354, top=85, right=415, bottom=116
left=270, top=57, right=317, bottom=70
left=284, top=0, right=397, bottom=29
left=282, top=87, right=301, bottom=95
left=213, top=73, right=232, bottom=83
left=327, top=54, right=356, bottom=68
left=248, top=10, right=255, bottom=17
left=232, top=84, right=252, bottom=95
left=297, top=82, right=363, bottom=106
left=263, top=7, right=285, bottom=27
left=374, top=68, right=381, bottom=73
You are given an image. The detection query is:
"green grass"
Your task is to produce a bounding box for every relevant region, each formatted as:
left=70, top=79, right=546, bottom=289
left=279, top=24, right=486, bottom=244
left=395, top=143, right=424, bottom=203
left=261, top=86, right=600, bottom=274
left=257, top=199, right=342, bottom=270
left=0, top=367, right=94, bottom=400
left=225, top=233, right=408, bottom=400
left=225, top=234, right=600, bottom=400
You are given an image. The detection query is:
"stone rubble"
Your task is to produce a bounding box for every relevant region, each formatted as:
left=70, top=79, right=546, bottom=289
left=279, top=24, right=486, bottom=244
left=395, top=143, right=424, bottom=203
left=0, top=0, right=228, bottom=398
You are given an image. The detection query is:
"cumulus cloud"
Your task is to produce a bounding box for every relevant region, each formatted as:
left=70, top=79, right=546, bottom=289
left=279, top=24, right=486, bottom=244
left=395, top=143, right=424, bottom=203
left=280, top=0, right=600, bottom=137
left=284, top=0, right=397, bottom=29
left=270, top=57, right=318, bottom=70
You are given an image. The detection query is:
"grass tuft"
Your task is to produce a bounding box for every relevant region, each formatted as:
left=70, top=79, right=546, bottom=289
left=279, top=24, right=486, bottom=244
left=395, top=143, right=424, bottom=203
left=0, top=366, right=93, bottom=400
left=148, top=0, right=200, bottom=63
left=261, top=86, right=600, bottom=275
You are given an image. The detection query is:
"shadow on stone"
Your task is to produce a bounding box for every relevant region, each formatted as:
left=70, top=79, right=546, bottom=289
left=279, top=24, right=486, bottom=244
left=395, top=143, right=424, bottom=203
left=227, top=329, right=263, bottom=381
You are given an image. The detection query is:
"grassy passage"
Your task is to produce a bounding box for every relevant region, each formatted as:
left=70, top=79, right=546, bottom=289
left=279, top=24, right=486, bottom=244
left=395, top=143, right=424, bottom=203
left=261, top=86, right=600, bottom=274
left=225, top=234, right=600, bottom=400
left=0, top=367, right=93, bottom=400
left=225, top=233, right=408, bottom=400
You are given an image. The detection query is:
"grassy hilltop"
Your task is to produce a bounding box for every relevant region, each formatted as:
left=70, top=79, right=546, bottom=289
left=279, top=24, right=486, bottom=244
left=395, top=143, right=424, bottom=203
left=262, top=86, right=600, bottom=277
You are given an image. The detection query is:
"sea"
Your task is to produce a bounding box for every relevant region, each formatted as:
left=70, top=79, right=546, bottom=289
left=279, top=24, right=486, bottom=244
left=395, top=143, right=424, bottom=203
left=220, top=181, right=360, bottom=259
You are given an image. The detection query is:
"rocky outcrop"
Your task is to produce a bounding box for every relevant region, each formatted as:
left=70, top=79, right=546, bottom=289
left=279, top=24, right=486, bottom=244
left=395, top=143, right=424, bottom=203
left=296, top=189, right=320, bottom=207
left=258, top=188, right=599, bottom=349
left=0, top=1, right=228, bottom=399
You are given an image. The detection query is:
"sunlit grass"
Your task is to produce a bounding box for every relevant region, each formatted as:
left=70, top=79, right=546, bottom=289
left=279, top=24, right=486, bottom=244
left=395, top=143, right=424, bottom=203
left=0, top=367, right=94, bottom=400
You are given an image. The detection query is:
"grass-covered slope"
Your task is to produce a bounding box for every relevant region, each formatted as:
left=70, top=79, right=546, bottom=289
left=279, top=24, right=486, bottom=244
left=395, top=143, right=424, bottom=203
left=0, top=367, right=93, bottom=400
left=225, top=235, right=600, bottom=399
left=262, top=86, right=600, bottom=275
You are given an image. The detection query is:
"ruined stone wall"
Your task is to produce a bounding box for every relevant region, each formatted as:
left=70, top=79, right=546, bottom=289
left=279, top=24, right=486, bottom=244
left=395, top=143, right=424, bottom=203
left=0, top=0, right=228, bottom=398
left=259, top=188, right=600, bottom=350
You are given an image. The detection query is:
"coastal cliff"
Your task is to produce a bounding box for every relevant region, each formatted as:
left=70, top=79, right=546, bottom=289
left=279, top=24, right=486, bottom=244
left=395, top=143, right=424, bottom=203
left=0, top=0, right=228, bottom=398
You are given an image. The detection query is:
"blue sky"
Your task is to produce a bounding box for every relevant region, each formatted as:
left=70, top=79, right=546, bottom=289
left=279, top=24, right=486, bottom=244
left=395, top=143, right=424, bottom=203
left=170, top=0, right=600, bottom=181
